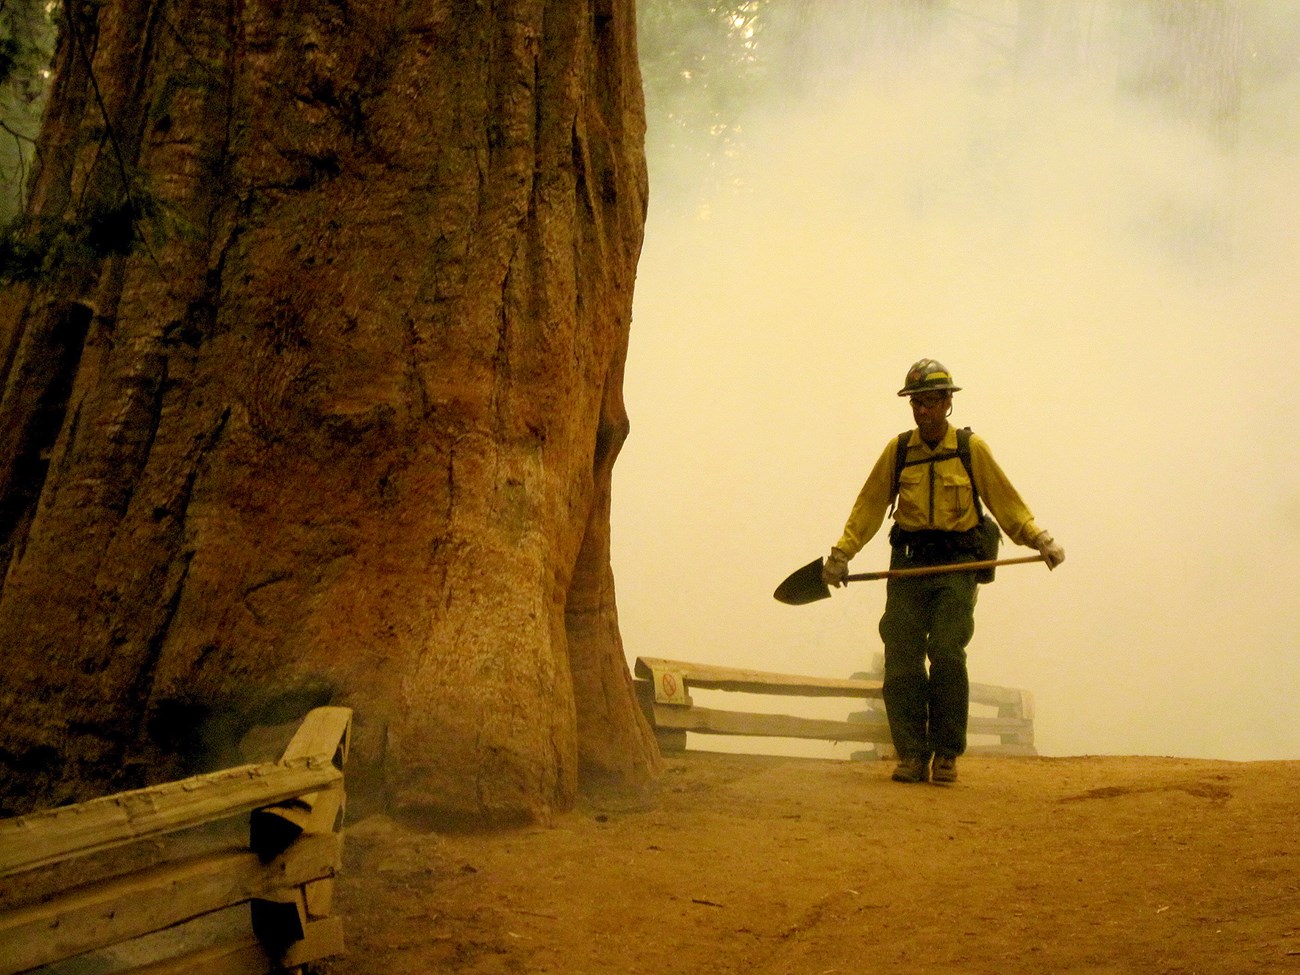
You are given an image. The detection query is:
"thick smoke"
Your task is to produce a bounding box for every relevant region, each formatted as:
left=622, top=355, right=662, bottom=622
left=615, top=1, right=1300, bottom=761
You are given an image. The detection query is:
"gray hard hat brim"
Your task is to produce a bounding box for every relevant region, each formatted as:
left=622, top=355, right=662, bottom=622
left=898, top=385, right=962, bottom=397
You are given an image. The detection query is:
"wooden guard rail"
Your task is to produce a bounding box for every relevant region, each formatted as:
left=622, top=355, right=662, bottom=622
left=633, top=656, right=1035, bottom=757
left=0, top=706, right=352, bottom=975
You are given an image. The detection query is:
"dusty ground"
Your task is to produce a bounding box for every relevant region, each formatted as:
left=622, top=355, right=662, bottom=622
left=320, top=751, right=1300, bottom=975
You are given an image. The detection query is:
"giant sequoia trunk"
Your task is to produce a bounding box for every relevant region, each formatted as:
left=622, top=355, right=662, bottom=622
left=0, top=0, right=661, bottom=822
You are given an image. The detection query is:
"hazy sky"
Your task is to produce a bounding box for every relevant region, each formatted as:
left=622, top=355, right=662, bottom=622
left=612, top=1, right=1300, bottom=762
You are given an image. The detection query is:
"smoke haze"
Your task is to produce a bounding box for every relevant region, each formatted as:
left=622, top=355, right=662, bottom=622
left=614, top=1, right=1300, bottom=761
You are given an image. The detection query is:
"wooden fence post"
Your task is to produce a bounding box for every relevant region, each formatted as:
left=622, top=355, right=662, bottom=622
left=249, top=707, right=352, bottom=966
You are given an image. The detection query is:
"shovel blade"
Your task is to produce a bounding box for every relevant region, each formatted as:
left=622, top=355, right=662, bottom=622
left=773, top=557, right=831, bottom=605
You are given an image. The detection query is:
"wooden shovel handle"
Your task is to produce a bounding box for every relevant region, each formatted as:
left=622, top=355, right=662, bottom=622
left=846, top=554, right=1046, bottom=582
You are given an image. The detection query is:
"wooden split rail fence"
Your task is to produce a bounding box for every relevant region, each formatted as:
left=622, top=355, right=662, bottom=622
left=633, top=656, right=1035, bottom=758
left=0, top=706, right=352, bottom=975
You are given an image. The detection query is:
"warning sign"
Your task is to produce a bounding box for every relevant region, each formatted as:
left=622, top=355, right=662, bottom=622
left=654, top=668, right=689, bottom=706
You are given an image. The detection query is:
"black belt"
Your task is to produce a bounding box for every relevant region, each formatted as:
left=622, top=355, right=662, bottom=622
left=889, top=524, right=981, bottom=562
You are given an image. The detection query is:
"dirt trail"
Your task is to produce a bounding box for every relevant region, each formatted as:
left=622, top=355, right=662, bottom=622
left=324, top=752, right=1300, bottom=975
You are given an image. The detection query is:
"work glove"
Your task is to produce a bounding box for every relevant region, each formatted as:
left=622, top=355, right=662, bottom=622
left=1034, top=531, right=1065, bottom=570
left=822, top=548, right=850, bottom=587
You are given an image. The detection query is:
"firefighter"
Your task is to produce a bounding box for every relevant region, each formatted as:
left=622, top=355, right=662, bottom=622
left=823, top=358, right=1065, bottom=784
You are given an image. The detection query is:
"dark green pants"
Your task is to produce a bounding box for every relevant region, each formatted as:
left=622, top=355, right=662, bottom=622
left=877, top=559, right=978, bottom=760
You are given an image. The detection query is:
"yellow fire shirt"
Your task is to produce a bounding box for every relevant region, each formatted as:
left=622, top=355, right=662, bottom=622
left=834, top=426, right=1043, bottom=560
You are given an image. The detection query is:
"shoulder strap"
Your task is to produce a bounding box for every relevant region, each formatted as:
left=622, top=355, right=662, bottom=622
left=889, top=431, right=911, bottom=511
left=955, top=427, right=984, bottom=517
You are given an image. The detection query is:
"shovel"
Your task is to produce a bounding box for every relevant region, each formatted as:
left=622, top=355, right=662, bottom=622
left=773, top=554, right=1047, bottom=605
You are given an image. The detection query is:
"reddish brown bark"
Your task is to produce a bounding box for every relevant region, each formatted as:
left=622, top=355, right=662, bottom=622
left=0, top=0, right=660, bottom=822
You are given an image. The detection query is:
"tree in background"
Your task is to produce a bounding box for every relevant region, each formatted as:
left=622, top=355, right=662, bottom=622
left=636, top=0, right=1275, bottom=266
left=638, top=0, right=1270, bottom=158
left=0, top=0, right=55, bottom=219
left=0, top=0, right=660, bottom=823
left=636, top=0, right=768, bottom=208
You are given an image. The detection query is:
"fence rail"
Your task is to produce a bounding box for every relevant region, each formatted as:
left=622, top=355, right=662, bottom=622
left=0, top=706, right=352, bottom=975
left=633, top=656, right=1035, bottom=758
